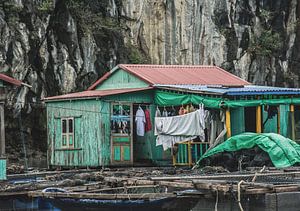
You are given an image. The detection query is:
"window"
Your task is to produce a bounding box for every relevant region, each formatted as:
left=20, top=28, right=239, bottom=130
left=61, top=117, right=74, bottom=148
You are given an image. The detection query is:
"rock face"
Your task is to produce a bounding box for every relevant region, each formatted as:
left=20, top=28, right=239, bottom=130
left=0, top=0, right=300, bottom=165
left=122, top=0, right=300, bottom=87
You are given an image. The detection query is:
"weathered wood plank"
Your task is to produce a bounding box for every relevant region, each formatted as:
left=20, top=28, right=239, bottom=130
left=150, top=171, right=300, bottom=181
left=157, top=181, right=194, bottom=189
left=84, top=185, right=159, bottom=193
left=28, top=191, right=176, bottom=200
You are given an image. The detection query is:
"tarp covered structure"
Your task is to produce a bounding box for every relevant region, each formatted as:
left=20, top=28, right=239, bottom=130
left=196, top=133, right=300, bottom=168
left=154, top=90, right=300, bottom=108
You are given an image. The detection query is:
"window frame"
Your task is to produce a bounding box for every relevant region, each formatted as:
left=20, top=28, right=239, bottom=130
left=61, top=117, right=75, bottom=148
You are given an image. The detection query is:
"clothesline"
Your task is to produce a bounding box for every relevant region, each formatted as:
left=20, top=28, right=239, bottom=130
left=155, top=104, right=227, bottom=151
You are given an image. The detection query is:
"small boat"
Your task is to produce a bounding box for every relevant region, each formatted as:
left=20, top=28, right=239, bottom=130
left=32, top=187, right=199, bottom=211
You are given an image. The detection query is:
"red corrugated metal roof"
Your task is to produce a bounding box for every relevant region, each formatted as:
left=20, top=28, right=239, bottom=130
left=44, top=87, right=153, bottom=101
left=88, top=64, right=250, bottom=90
left=0, top=73, right=22, bottom=86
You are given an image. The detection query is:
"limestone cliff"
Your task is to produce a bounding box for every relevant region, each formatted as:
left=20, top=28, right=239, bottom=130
left=0, top=0, right=300, bottom=165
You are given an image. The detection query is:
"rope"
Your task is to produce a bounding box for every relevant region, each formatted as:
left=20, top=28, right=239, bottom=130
left=214, top=189, right=219, bottom=211
left=237, top=180, right=245, bottom=211
left=252, top=165, right=266, bottom=182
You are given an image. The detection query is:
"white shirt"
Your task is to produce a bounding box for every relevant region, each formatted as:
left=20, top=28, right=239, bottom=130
left=135, top=107, right=146, bottom=136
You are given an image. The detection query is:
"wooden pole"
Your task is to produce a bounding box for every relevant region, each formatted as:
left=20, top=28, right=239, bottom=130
left=172, top=148, right=176, bottom=166
left=256, top=105, right=262, bottom=133
left=188, top=141, right=192, bottom=167
left=290, top=105, right=295, bottom=140
left=225, top=109, right=231, bottom=138
left=0, top=103, right=5, bottom=157
left=277, top=106, right=281, bottom=134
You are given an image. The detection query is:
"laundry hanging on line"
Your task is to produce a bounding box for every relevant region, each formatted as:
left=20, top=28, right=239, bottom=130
left=144, top=108, right=152, bottom=132
left=135, top=106, right=146, bottom=136
left=155, top=108, right=206, bottom=150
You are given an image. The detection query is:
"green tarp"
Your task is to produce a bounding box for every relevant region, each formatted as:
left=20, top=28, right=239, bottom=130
left=196, top=133, right=300, bottom=168
left=154, top=90, right=300, bottom=108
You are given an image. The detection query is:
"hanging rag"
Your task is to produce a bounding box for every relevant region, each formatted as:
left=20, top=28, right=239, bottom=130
left=156, top=135, right=196, bottom=151
left=155, top=107, right=161, bottom=117
left=155, top=109, right=206, bottom=150
left=135, top=107, right=146, bottom=136
left=144, top=109, right=152, bottom=132
left=162, top=107, right=168, bottom=117
left=155, top=109, right=205, bottom=136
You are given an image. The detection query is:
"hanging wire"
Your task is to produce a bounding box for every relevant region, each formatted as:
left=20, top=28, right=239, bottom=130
left=10, top=101, right=159, bottom=117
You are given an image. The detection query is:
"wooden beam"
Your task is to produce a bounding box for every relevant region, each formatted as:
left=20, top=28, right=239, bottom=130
left=188, top=141, right=192, bottom=167
left=28, top=191, right=176, bottom=200
left=256, top=105, right=262, bottom=133
left=290, top=105, right=295, bottom=140
left=157, top=181, right=194, bottom=189
left=150, top=171, right=300, bottom=181
left=225, top=109, right=231, bottom=138
left=0, top=103, right=5, bottom=157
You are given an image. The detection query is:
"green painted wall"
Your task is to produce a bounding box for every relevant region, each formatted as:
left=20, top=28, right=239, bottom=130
left=96, top=69, right=149, bottom=90
left=47, top=99, right=111, bottom=167
left=231, top=107, right=245, bottom=136
left=46, top=90, right=167, bottom=167
left=0, top=159, right=6, bottom=180
left=103, top=90, right=154, bottom=103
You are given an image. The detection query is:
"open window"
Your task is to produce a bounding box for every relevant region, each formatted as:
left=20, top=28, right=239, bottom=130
left=61, top=117, right=74, bottom=148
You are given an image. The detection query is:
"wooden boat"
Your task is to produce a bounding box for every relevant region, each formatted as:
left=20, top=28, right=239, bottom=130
left=30, top=186, right=199, bottom=211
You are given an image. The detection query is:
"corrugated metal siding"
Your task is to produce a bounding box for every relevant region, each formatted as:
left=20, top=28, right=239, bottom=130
left=47, top=99, right=111, bottom=167
left=155, top=85, right=300, bottom=96
left=96, top=69, right=149, bottom=90
left=0, top=158, right=6, bottom=180
left=119, top=64, right=250, bottom=86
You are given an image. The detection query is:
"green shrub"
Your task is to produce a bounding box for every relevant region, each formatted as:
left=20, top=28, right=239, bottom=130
left=37, top=0, right=54, bottom=13
left=248, top=30, right=282, bottom=57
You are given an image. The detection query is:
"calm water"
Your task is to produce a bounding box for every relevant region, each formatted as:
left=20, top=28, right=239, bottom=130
left=0, top=196, right=273, bottom=211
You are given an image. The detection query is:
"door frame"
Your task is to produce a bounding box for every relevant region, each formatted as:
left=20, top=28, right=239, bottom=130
left=110, top=102, right=133, bottom=165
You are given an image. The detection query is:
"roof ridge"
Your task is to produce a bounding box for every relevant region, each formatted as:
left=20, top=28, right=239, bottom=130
left=121, top=64, right=218, bottom=68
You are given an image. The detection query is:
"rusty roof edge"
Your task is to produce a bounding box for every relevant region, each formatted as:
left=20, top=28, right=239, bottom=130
left=44, top=87, right=154, bottom=102
left=215, top=66, right=251, bottom=85
left=155, top=85, right=224, bottom=96
left=0, top=74, right=22, bottom=86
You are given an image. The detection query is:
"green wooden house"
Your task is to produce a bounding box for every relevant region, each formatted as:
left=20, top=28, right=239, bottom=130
left=45, top=64, right=300, bottom=168
left=0, top=74, right=28, bottom=180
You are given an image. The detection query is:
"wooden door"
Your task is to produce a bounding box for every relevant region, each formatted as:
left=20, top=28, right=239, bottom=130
left=111, top=103, right=132, bottom=165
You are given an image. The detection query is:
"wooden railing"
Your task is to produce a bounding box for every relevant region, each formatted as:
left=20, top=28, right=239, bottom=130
left=172, top=141, right=210, bottom=167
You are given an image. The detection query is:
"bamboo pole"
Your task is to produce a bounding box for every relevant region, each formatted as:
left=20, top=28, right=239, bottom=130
left=0, top=103, right=5, bottom=157
left=290, top=105, right=295, bottom=140
left=225, top=109, right=231, bottom=138
left=256, top=106, right=262, bottom=133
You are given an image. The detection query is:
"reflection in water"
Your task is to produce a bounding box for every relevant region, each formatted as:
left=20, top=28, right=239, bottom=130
left=0, top=196, right=198, bottom=211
